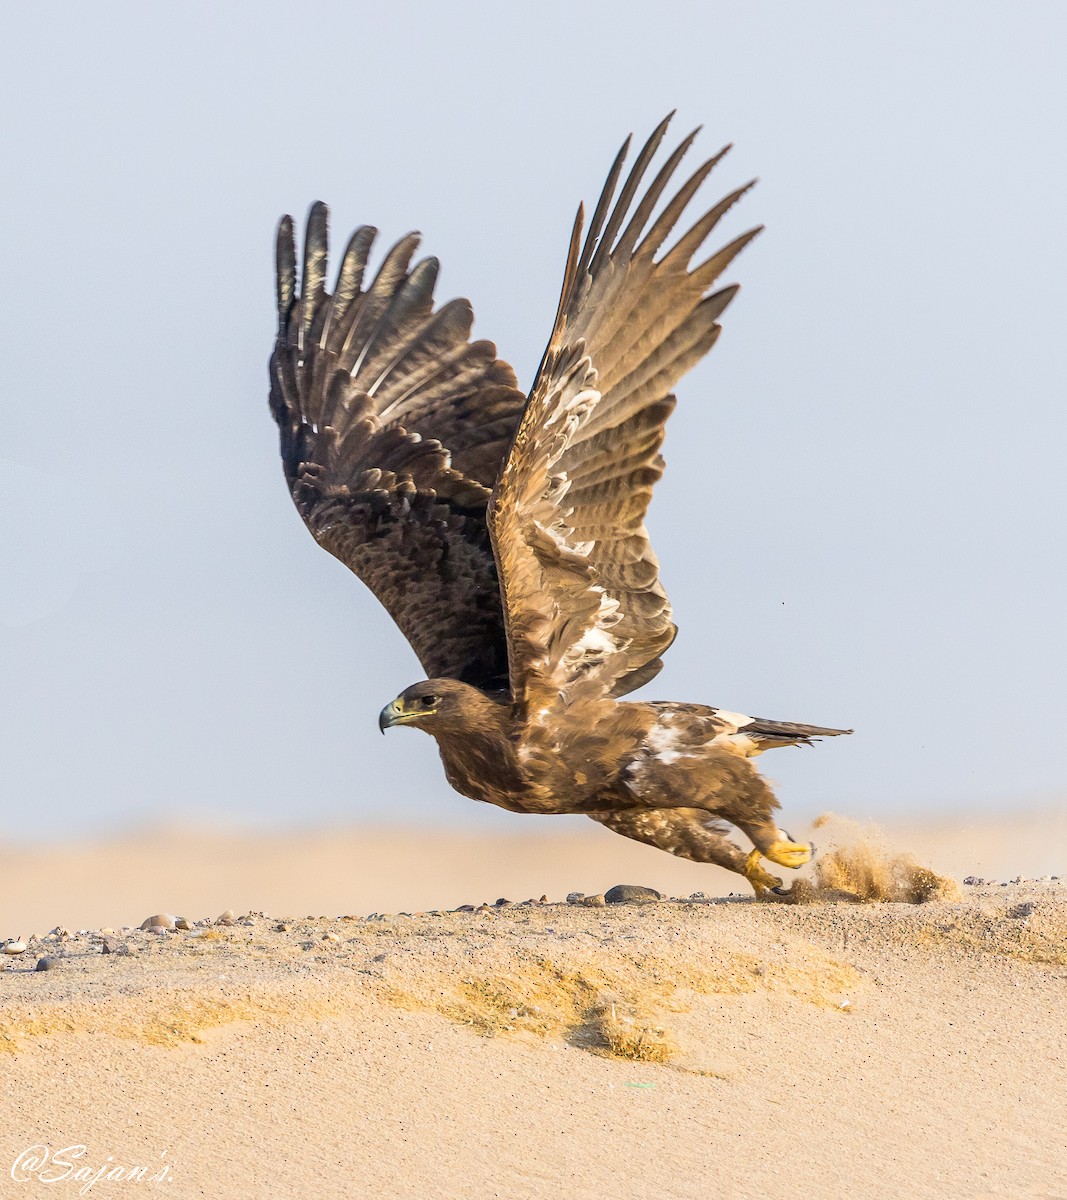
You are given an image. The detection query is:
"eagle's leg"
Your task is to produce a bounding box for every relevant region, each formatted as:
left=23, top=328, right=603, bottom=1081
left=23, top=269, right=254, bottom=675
left=695, top=762, right=815, bottom=885
left=735, top=816, right=815, bottom=889
left=588, top=808, right=785, bottom=896
left=743, top=849, right=786, bottom=897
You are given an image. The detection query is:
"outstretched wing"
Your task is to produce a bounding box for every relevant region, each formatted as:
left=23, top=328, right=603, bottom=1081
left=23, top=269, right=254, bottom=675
left=270, top=203, right=527, bottom=689
left=489, top=115, right=761, bottom=708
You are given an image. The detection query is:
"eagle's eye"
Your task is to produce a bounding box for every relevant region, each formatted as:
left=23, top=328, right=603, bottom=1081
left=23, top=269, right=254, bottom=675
left=420, top=695, right=440, bottom=709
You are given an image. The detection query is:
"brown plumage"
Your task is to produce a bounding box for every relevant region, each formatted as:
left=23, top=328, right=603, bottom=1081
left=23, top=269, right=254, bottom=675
left=269, top=114, right=851, bottom=895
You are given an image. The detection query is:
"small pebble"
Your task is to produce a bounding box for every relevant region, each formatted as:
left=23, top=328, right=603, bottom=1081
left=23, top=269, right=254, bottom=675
left=35, top=957, right=56, bottom=972
left=963, top=877, right=983, bottom=886
left=3, top=939, right=27, bottom=955
left=274, top=923, right=290, bottom=933
left=238, top=917, right=255, bottom=926
left=688, top=892, right=709, bottom=900
left=100, top=927, right=116, bottom=936
left=140, top=914, right=176, bottom=932
left=604, top=884, right=664, bottom=904
left=174, top=916, right=193, bottom=931
left=322, top=932, right=340, bottom=942
left=566, top=892, right=586, bottom=905
left=578, top=894, right=607, bottom=907
left=101, top=938, right=119, bottom=954
left=494, top=898, right=512, bottom=907
left=216, top=910, right=235, bottom=926
left=454, top=904, right=476, bottom=913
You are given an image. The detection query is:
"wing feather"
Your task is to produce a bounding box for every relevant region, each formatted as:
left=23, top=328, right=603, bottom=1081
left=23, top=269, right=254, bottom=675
left=269, top=204, right=527, bottom=688
left=489, top=117, right=761, bottom=707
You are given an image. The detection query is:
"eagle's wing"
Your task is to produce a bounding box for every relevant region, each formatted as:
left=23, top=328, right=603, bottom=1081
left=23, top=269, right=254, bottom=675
left=489, top=116, right=761, bottom=707
left=270, top=204, right=527, bottom=689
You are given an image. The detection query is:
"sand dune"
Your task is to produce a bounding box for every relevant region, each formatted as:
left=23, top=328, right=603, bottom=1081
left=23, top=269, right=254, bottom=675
left=2, top=880, right=1065, bottom=1199
left=2, top=812, right=1065, bottom=1198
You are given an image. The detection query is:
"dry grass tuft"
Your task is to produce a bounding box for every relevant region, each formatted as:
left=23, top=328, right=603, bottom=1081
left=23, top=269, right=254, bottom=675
left=589, top=1000, right=675, bottom=1063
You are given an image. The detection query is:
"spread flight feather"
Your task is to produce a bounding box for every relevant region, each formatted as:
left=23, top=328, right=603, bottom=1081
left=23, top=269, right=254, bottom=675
left=268, top=115, right=851, bottom=895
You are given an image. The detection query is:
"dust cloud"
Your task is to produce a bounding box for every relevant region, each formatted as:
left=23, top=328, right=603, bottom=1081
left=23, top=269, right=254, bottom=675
left=782, top=813, right=962, bottom=904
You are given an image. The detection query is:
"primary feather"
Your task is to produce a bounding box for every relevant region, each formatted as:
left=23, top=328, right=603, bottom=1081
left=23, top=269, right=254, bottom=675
left=489, top=114, right=761, bottom=711
left=269, top=205, right=526, bottom=688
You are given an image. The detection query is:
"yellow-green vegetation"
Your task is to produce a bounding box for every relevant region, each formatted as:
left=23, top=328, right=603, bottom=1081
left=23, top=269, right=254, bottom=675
left=0, top=988, right=342, bottom=1054
left=389, top=945, right=859, bottom=1064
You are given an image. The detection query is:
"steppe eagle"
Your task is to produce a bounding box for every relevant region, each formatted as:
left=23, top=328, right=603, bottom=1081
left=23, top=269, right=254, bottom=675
left=268, top=114, right=850, bottom=895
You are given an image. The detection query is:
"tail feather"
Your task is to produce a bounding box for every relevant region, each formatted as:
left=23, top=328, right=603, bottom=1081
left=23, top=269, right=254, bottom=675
left=743, top=716, right=853, bottom=749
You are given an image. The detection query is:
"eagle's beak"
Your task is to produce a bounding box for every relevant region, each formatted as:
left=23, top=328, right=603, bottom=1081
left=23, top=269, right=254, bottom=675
left=378, top=698, right=403, bottom=734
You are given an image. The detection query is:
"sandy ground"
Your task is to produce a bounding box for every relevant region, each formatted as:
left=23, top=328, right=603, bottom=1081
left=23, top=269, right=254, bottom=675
left=1, top=812, right=1065, bottom=1200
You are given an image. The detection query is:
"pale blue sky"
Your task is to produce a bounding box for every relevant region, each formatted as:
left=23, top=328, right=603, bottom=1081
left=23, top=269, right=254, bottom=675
left=2, top=1, right=1065, bottom=839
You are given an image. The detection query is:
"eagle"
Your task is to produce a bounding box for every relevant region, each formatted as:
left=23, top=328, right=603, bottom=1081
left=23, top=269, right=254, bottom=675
left=268, top=114, right=850, bottom=896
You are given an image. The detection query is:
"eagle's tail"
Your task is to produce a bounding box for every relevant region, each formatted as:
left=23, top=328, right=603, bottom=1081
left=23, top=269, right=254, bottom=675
left=743, top=716, right=853, bottom=751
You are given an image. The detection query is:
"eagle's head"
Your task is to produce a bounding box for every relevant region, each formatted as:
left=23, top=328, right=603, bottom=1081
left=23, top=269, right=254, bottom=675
left=378, top=679, right=489, bottom=736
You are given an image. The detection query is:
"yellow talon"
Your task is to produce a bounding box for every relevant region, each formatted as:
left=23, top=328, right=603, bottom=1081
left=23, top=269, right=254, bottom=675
left=763, top=836, right=815, bottom=870
left=744, top=848, right=783, bottom=897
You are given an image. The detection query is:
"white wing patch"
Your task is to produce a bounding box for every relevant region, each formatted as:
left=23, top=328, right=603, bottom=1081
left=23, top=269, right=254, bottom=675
left=561, top=589, right=626, bottom=673
left=646, top=720, right=685, bottom=754
left=636, top=708, right=764, bottom=774
left=710, top=709, right=754, bottom=732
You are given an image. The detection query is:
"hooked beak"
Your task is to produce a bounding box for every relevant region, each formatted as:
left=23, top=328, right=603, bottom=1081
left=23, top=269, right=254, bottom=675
left=378, top=699, right=402, bottom=734
left=379, top=697, right=429, bottom=733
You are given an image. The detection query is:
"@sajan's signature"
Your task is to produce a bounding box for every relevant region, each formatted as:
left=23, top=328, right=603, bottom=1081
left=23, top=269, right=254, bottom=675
left=10, top=1145, right=172, bottom=1193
